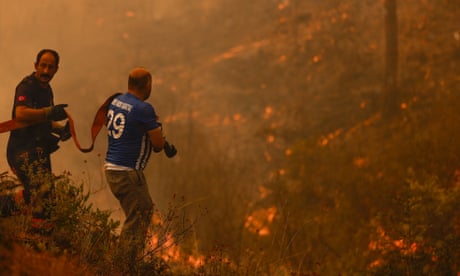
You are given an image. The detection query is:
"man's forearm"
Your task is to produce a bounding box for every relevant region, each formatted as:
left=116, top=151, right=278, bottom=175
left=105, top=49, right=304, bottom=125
left=15, top=106, right=47, bottom=122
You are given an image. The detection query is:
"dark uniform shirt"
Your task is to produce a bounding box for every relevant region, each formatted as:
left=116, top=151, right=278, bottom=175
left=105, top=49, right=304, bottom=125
left=6, top=72, right=54, bottom=157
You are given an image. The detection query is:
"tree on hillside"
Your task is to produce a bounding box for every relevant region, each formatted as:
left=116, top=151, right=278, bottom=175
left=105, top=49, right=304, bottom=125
left=383, top=0, right=399, bottom=117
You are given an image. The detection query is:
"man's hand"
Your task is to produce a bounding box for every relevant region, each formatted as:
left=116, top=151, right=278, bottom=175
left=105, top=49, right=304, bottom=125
left=44, top=104, right=68, bottom=121
left=164, top=141, right=177, bottom=158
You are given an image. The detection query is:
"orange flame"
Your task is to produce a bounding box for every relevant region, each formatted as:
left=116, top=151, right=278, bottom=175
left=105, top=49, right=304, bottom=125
left=245, top=207, right=277, bottom=236
left=264, top=106, right=273, bottom=119
left=367, top=226, right=430, bottom=269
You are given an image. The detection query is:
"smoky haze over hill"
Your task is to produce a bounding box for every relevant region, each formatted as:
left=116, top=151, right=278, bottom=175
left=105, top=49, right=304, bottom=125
left=1, top=1, right=458, bottom=272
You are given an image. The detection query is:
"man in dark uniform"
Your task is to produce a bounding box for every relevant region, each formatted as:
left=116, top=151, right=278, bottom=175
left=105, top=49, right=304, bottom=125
left=6, top=49, right=70, bottom=227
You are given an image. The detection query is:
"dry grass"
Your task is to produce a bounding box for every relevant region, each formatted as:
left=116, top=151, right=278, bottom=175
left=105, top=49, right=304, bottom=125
left=0, top=243, right=94, bottom=276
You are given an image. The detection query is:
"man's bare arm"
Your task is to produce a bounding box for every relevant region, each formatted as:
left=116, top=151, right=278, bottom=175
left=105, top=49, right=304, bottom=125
left=148, top=127, right=165, bottom=150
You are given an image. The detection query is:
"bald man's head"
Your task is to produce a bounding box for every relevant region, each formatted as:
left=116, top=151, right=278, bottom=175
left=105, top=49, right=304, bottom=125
left=128, top=67, right=152, bottom=90
left=128, top=67, right=152, bottom=100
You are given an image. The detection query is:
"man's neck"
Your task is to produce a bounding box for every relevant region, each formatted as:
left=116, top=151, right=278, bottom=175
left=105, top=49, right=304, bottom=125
left=127, top=90, right=145, bottom=101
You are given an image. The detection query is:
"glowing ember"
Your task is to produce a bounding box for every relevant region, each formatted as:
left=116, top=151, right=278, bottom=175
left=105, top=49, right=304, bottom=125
left=368, top=226, right=427, bottom=269
left=187, top=255, right=205, bottom=268
left=245, top=207, right=277, bottom=236
left=258, top=185, right=272, bottom=200
left=353, top=157, right=368, bottom=168
left=233, top=113, right=242, bottom=121
left=125, top=11, right=135, bottom=17
left=264, top=106, right=273, bottom=119
left=313, top=55, right=322, bottom=63
left=278, top=0, right=289, bottom=10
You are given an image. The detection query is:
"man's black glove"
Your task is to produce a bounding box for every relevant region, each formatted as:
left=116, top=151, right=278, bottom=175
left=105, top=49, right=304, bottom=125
left=52, top=121, right=72, bottom=141
left=44, top=104, right=68, bottom=121
left=164, top=141, right=177, bottom=158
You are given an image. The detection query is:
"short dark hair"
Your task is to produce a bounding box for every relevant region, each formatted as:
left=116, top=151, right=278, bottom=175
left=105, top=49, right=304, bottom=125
left=128, top=71, right=151, bottom=90
left=36, top=49, right=60, bottom=66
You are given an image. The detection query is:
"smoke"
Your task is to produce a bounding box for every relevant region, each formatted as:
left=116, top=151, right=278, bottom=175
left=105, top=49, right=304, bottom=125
left=0, top=1, right=198, bottom=217
left=0, top=0, right=275, bottom=250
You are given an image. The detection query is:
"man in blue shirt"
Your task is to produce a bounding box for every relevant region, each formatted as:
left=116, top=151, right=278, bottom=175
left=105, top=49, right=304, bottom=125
left=104, top=67, right=165, bottom=272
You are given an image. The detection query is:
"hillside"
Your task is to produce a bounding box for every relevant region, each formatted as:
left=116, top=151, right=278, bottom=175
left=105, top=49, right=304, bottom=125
left=0, top=0, right=459, bottom=274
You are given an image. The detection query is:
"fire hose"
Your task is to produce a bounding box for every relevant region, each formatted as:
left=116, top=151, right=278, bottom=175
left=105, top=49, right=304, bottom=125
left=0, top=93, right=176, bottom=157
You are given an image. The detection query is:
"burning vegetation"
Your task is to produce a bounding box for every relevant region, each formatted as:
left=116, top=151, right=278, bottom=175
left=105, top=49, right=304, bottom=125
left=0, top=0, right=459, bottom=274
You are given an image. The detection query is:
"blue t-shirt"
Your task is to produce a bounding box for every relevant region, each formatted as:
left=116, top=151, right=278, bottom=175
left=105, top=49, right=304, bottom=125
left=105, top=93, right=160, bottom=170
